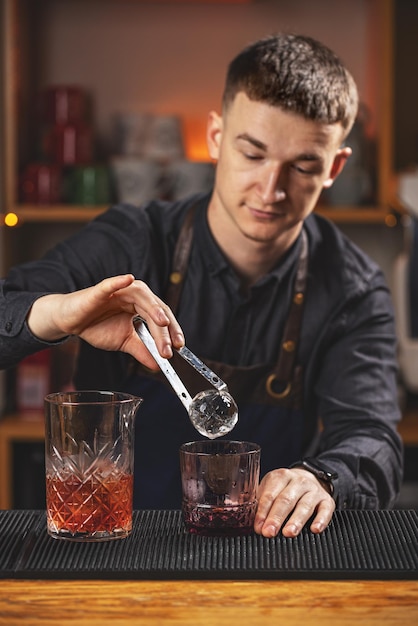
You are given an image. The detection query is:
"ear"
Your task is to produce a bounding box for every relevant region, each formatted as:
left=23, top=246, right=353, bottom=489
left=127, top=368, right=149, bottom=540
left=206, top=111, right=223, bottom=161
left=322, top=147, right=352, bottom=189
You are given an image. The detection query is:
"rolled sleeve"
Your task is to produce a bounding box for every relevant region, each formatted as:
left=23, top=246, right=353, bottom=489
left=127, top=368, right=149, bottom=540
left=0, top=281, right=65, bottom=368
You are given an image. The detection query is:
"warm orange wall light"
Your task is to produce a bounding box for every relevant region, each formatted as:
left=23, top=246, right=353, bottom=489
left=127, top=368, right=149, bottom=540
left=183, top=118, right=210, bottom=162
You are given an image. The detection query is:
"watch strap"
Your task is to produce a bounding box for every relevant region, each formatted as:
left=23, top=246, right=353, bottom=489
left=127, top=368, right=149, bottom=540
left=289, top=457, right=338, bottom=495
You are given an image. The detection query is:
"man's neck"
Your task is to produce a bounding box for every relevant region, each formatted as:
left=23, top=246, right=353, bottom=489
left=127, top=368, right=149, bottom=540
left=207, top=205, right=301, bottom=289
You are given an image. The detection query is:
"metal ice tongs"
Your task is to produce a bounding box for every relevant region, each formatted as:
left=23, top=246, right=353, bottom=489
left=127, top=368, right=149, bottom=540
left=133, top=316, right=228, bottom=412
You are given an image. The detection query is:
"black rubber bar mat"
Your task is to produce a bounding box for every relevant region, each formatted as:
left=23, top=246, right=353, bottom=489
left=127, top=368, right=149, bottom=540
left=0, top=509, right=417, bottom=580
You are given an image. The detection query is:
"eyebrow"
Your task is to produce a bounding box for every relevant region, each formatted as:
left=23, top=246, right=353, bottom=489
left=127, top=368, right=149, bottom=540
left=297, top=153, right=322, bottom=162
left=236, top=133, right=267, bottom=151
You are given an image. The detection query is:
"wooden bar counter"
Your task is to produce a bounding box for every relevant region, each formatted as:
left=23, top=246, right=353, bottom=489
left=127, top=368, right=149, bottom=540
left=0, top=579, right=417, bottom=625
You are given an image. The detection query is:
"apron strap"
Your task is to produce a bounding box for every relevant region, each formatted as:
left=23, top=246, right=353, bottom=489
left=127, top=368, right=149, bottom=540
left=266, top=228, right=308, bottom=399
left=165, top=202, right=198, bottom=313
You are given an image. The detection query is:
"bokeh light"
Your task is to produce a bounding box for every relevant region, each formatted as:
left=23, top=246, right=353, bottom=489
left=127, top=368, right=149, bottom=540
left=4, top=213, right=19, bottom=227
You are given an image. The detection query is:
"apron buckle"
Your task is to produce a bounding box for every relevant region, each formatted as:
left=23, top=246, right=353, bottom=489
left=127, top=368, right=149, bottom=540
left=266, top=374, right=291, bottom=399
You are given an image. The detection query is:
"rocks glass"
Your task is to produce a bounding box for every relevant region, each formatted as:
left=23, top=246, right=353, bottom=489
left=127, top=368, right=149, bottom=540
left=179, top=440, right=260, bottom=536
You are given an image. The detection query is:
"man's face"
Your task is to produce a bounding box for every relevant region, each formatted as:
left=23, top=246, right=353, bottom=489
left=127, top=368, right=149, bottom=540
left=207, top=92, right=350, bottom=246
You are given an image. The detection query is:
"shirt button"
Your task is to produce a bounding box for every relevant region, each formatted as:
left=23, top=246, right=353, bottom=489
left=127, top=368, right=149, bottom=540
left=5, top=321, right=12, bottom=333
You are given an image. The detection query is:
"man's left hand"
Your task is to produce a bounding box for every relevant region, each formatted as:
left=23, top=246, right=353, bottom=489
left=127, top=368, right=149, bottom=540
left=254, top=467, right=336, bottom=537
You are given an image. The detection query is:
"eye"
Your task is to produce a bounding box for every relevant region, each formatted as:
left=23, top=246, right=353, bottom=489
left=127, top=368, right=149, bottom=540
left=243, top=152, right=263, bottom=161
left=292, top=163, right=319, bottom=175
left=244, top=154, right=263, bottom=161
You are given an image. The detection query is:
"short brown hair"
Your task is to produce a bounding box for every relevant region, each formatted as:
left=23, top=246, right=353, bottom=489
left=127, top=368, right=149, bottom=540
left=222, top=33, right=359, bottom=137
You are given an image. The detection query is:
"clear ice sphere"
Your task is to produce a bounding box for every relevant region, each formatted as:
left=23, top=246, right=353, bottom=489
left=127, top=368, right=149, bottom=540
left=189, top=389, right=238, bottom=439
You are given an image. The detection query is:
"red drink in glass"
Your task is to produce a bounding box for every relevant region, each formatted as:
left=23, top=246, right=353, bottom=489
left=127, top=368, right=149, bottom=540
left=44, top=391, right=141, bottom=542
left=182, top=501, right=257, bottom=536
left=46, top=469, right=133, bottom=540
left=179, top=441, right=261, bottom=537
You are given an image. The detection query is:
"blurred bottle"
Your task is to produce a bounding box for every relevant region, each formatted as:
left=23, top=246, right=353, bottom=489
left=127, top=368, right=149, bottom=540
left=66, top=165, right=111, bottom=205
left=20, top=163, right=62, bottom=204
left=39, top=85, right=94, bottom=166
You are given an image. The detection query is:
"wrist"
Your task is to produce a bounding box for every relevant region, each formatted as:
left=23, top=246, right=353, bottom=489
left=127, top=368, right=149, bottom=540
left=289, top=457, right=338, bottom=496
left=27, top=294, right=67, bottom=342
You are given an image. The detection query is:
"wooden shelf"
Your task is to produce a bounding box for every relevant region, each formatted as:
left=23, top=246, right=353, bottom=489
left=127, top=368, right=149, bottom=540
left=317, top=206, right=398, bottom=225
left=2, top=205, right=107, bottom=223
left=0, top=204, right=398, bottom=226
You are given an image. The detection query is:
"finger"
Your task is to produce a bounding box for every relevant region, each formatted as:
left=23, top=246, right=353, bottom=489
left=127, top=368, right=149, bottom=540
left=309, top=498, right=336, bottom=534
left=101, top=274, right=136, bottom=294
left=145, top=317, right=175, bottom=359
left=254, top=468, right=292, bottom=536
left=107, top=278, right=170, bottom=327
left=145, top=307, right=185, bottom=357
left=281, top=492, right=335, bottom=538
left=129, top=281, right=185, bottom=355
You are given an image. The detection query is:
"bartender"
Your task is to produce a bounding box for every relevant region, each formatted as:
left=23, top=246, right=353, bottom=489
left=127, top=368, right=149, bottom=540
left=0, top=33, right=403, bottom=538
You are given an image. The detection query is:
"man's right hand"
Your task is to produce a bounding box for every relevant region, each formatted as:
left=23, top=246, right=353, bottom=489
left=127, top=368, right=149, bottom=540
left=27, top=274, right=185, bottom=369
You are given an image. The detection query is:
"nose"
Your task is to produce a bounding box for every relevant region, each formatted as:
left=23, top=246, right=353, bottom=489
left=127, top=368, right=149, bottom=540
left=259, top=165, right=286, bottom=204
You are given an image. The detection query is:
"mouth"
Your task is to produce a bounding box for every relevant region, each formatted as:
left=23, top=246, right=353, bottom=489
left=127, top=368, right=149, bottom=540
left=247, top=205, right=286, bottom=220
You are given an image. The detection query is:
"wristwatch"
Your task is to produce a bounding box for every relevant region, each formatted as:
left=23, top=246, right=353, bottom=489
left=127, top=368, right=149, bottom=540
left=289, top=457, right=338, bottom=496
